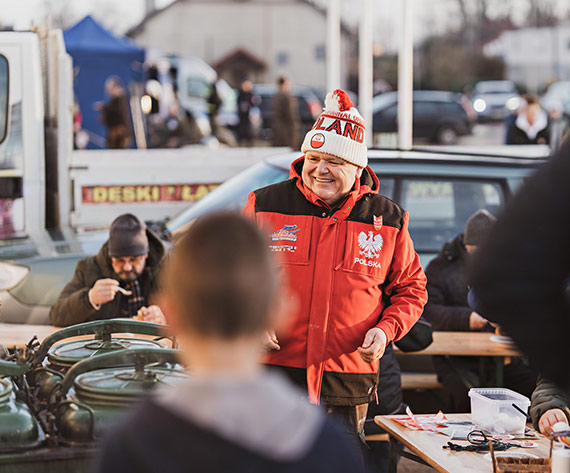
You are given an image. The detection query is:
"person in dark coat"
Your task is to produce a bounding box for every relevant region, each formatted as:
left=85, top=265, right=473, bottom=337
left=272, top=76, right=299, bottom=148
left=530, top=377, right=570, bottom=435
left=50, top=214, right=165, bottom=327
left=96, top=213, right=369, bottom=473
left=237, top=79, right=256, bottom=146
left=469, top=140, right=570, bottom=394
left=506, top=94, right=549, bottom=145
left=98, top=77, right=132, bottom=149
left=424, top=209, right=536, bottom=411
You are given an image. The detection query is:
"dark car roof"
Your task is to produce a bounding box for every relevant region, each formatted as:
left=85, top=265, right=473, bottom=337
left=373, top=90, right=463, bottom=112
left=265, top=146, right=549, bottom=171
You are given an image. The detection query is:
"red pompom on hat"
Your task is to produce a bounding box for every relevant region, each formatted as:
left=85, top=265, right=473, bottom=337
left=302, top=88, right=367, bottom=168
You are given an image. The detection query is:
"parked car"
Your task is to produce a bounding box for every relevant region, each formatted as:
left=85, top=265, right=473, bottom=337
left=165, top=147, right=547, bottom=268
left=540, top=81, right=570, bottom=117
left=252, top=84, right=322, bottom=142
left=0, top=147, right=548, bottom=326
left=472, top=80, right=521, bottom=121
left=372, top=91, right=475, bottom=145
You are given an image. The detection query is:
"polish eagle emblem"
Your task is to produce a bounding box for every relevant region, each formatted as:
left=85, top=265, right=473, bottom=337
left=358, top=231, right=383, bottom=259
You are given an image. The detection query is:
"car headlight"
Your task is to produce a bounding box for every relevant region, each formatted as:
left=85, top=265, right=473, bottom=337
left=506, top=97, right=520, bottom=111
left=473, top=98, right=487, bottom=113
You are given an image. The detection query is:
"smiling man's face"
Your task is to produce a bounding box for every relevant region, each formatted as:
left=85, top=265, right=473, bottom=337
left=301, top=151, right=363, bottom=207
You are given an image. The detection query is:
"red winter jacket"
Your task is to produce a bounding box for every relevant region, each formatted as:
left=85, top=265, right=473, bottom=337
left=243, top=157, right=427, bottom=406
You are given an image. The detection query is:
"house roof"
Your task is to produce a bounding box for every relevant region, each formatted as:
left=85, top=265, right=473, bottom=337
left=212, top=48, right=267, bottom=71
left=126, top=0, right=356, bottom=38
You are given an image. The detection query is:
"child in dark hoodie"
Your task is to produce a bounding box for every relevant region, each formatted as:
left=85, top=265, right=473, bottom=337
left=96, top=213, right=367, bottom=473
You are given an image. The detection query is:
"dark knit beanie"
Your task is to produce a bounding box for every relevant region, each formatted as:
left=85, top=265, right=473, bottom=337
left=108, top=214, right=149, bottom=257
left=463, top=209, right=497, bottom=246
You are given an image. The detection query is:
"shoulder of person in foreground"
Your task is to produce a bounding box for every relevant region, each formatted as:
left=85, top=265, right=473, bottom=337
left=94, top=396, right=370, bottom=473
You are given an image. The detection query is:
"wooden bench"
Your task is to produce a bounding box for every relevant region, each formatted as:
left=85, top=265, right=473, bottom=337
left=401, top=373, right=443, bottom=391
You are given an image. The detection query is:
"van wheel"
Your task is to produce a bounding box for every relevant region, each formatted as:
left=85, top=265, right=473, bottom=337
left=436, top=126, right=458, bottom=145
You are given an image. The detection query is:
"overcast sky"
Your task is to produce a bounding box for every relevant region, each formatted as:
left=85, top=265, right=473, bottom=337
left=1, top=0, right=568, bottom=51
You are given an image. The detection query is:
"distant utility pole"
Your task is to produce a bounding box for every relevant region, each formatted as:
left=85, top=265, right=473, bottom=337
left=398, top=0, right=413, bottom=150
left=326, top=0, right=341, bottom=91
left=359, top=0, right=373, bottom=147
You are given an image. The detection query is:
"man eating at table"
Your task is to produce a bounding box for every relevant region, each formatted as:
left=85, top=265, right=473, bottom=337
left=50, top=214, right=165, bottom=326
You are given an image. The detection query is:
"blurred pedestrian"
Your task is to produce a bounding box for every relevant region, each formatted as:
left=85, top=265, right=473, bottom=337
left=272, top=75, right=299, bottom=148
left=424, top=209, right=536, bottom=411
left=506, top=94, right=549, bottom=145
left=546, top=104, right=570, bottom=152
left=243, top=89, right=427, bottom=464
left=470, top=140, right=570, bottom=391
left=207, top=80, right=222, bottom=138
left=97, top=76, right=132, bottom=149
left=237, top=79, right=256, bottom=146
left=96, top=213, right=366, bottom=473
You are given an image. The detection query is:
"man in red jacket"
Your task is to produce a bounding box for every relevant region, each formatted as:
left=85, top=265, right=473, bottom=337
left=243, top=89, right=427, bottom=445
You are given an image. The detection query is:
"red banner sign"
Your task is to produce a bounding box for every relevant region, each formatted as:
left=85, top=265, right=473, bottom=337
left=82, top=184, right=219, bottom=204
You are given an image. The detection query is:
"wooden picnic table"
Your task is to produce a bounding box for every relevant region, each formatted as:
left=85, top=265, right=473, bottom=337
left=0, top=323, right=59, bottom=348
left=394, top=332, right=521, bottom=357
left=375, top=413, right=550, bottom=473
left=394, top=331, right=522, bottom=387
left=0, top=322, right=173, bottom=349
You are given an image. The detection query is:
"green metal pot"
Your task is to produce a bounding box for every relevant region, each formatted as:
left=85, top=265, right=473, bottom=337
left=0, top=364, right=40, bottom=453
left=27, top=319, right=173, bottom=402
left=53, top=348, right=186, bottom=444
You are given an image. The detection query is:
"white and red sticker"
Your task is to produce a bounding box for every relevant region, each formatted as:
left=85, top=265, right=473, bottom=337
left=311, top=133, right=325, bottom=149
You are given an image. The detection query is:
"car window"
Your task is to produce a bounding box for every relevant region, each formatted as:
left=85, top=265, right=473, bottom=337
left=9, top=255, right=83, bottom=307
left=413, top=102, right=438, bottom=118
left=186, top=77, right=211, bottom=99
left=377, top=177, right=395, bottom=200
left=399, top=179, right=503, bottom=252
left=440, top=102, right=463, bottom=116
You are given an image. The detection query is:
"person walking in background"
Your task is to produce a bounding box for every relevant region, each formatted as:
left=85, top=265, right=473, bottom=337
left=97, top=76, right=132, bottom=149
left=97, top=213, right=367, bottom=473
left=237, top=79, right=256, bottom=146
left=207, top=80, right=222, bottom=138
left=424, top=209, right=536, bottom=411
left=243, top=89, right=427, bottom=463
left=506, top=94, right=549, bottom=145
left=272, top=75, right=299, bottom=148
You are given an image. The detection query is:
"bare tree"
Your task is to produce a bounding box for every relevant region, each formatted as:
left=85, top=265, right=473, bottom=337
left=525, top=0, right=558, bottom=27
left=39, top=0, right=76, bottom=29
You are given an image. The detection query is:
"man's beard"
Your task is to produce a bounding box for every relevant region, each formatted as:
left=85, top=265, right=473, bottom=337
left=117, top=269, right=141, bottom=282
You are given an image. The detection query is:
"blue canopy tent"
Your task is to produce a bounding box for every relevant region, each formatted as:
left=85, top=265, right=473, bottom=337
left=64, top=16, right=145, bottom=149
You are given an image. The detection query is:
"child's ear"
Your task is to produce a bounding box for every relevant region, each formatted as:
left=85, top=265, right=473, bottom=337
left=156, top=293, right=182, bottom=338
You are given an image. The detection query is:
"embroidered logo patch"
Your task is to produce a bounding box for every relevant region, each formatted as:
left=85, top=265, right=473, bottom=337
left=269, top=224, right=299, bottom=242
left=373, top=215, right=383, bottom=231
left=310, top=133, right=325, bottom=149
left=358, top=231, right=383, bottom=259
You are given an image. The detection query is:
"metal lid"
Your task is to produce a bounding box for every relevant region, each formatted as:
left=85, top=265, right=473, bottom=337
left=47, top=337, right=167, bottom=369
left=0, top=378, right=12, bottom=406
left=73, top=366, right=187, bottom=406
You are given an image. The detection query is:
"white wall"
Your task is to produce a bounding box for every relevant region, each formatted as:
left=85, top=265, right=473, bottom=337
left=131, top=0, right=353, bottom=90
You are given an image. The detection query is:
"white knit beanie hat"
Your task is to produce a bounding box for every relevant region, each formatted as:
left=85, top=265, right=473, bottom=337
left=301, top=89, right=368, bottom=168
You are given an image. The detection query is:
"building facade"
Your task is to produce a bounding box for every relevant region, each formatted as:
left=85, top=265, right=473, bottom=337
left=484, top=25, right=570, bottom=91
left=128, top=0, right=356, bottom=90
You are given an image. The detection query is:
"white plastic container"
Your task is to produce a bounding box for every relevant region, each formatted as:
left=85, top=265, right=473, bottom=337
left=468, top=388, right=530, bottom=435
